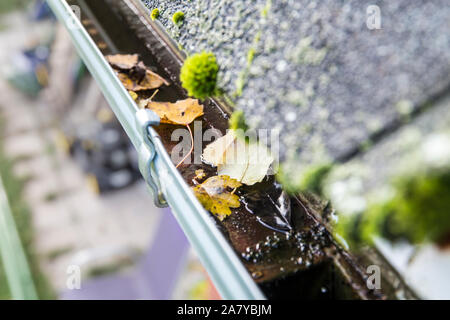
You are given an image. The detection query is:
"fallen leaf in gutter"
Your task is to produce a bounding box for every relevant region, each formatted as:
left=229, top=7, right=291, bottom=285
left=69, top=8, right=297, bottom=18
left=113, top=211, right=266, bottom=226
left=145, top=98, right=204, bottom=125
left=194, top=169, right=206, bottom=180
left=202, top=130, right=237, bottom=166
left=202, top=130, right=273, bottom=185
left=192, top=175, right=242, bottom=221
left=107, top=54, right=169, bottom=91
left=106, top=54, right=139, bottom=70
left=117, top=70, right=168, bottom=91
left=128, top=91, right=138, bottom=100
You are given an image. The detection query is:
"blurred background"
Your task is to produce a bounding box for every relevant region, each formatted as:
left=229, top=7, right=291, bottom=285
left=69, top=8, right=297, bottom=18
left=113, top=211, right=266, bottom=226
left=0, top=0, right=218, bottom=300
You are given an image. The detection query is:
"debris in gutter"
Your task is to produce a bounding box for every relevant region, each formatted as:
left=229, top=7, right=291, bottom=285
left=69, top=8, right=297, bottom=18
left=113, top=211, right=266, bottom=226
left=202, top=130, right=273, bottom=186
left=106, top=54, right=169, bottom=91
left=192, top=175, right=242, bottom=221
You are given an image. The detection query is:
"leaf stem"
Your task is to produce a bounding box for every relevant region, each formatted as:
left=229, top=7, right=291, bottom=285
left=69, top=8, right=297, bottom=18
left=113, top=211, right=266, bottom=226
left=176, top=124, right=194, bottom=168
left=149, top=89, right=159, bottom=101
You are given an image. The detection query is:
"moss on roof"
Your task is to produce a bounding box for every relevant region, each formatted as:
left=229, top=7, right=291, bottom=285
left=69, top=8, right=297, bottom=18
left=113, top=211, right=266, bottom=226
left=143, top=0, right=450, bottom=192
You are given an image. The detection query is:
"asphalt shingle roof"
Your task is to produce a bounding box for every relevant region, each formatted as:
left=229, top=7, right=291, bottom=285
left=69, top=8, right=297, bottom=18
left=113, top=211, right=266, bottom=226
left=142, top=0, right=450, bottom=187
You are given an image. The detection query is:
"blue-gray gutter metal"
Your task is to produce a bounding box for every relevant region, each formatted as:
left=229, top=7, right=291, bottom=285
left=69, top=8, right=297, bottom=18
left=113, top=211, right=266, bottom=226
left=46, top=0, right=265, bottom=300
left=0, top=175, right=37, bottom=300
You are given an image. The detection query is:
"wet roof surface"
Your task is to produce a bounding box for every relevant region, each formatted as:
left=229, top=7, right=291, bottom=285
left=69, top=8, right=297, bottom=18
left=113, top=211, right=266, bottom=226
left=142, top=0, right=450, bottom=180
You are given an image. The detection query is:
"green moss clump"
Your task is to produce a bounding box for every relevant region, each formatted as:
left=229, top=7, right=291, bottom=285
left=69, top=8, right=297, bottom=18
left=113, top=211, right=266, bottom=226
left=277, top=162, right=333, bottom=195
left=229, top=110, right=250, bottom=141
left=299, top=163, right=333, bottom=194
left=276, top=165, right=296, bottom=194
left=247, top=48, right=255, bottom=64
left=229, top=110, right=248, bottom=132
left=235, top=71, right=246, bottom=97
left=378, top=170, right=450, bottom=244
left=337, top=169, right=450, bottom=247
left=261, top=0, right=272, bottom=18
left=172, top=11, right=185, bottom=25
left=151, top=8, right=159, bottom=21
left=334, top=203, right=391, bottom=248
left=180, top=52, right=219, bottom=99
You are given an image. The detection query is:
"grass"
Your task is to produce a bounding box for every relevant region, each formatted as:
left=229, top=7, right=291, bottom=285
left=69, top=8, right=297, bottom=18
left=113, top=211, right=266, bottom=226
left=46, top=246, right=73, bottom=262
left=0, top=0, right=29, bottom=15
left=0, top=113, right=54, bottom=299
left=0, top=259, right=10, bottom=299
left=0, top=0, right=30, bottom=31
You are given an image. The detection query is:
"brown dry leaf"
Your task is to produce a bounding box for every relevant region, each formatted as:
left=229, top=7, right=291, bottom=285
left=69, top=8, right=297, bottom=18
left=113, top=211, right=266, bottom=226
left=117, top=70, right=168, bottom=91
left=106, top=54, right=139, bottom=70
left=117, top=72, right=136, bottom=90
left=192, top=175, right=242, bottom=220
left=146, top=98, right=204, bottom=125
left=107, top=54, right=169, bottom=91
left=138, top=69, right=169, bottom=89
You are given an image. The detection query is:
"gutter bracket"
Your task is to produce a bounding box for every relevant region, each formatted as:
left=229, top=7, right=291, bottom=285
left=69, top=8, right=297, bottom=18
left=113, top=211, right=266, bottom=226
left=136, top=109, right=168, bottom=208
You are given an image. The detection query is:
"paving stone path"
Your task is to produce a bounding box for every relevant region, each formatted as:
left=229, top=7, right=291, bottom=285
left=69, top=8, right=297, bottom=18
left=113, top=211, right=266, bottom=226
left=0, top=12, right=162, bottom=295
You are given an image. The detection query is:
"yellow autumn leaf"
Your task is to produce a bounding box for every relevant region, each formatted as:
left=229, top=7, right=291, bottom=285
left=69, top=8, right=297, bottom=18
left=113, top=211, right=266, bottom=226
left=192, top=175, right=242, bottom=221
left=146, top=98, right=204, bottom=125
left=128, top=91, right=138, bottom=100
left=194, top=169, right=206, bottom=180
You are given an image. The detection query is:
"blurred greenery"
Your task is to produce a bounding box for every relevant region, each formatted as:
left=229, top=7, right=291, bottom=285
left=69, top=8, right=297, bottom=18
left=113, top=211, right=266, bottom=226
left=0, top=260, right=10, bottom=299
left=336, top=168, right=450, bottom=248
left=0, top=0, right=29, bottom=15
left=0, top=113, right=54, bottom=299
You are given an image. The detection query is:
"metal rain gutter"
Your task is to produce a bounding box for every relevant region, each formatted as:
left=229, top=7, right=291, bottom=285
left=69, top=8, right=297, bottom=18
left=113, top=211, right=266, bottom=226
left=46, top=0, right=265, bottom=300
